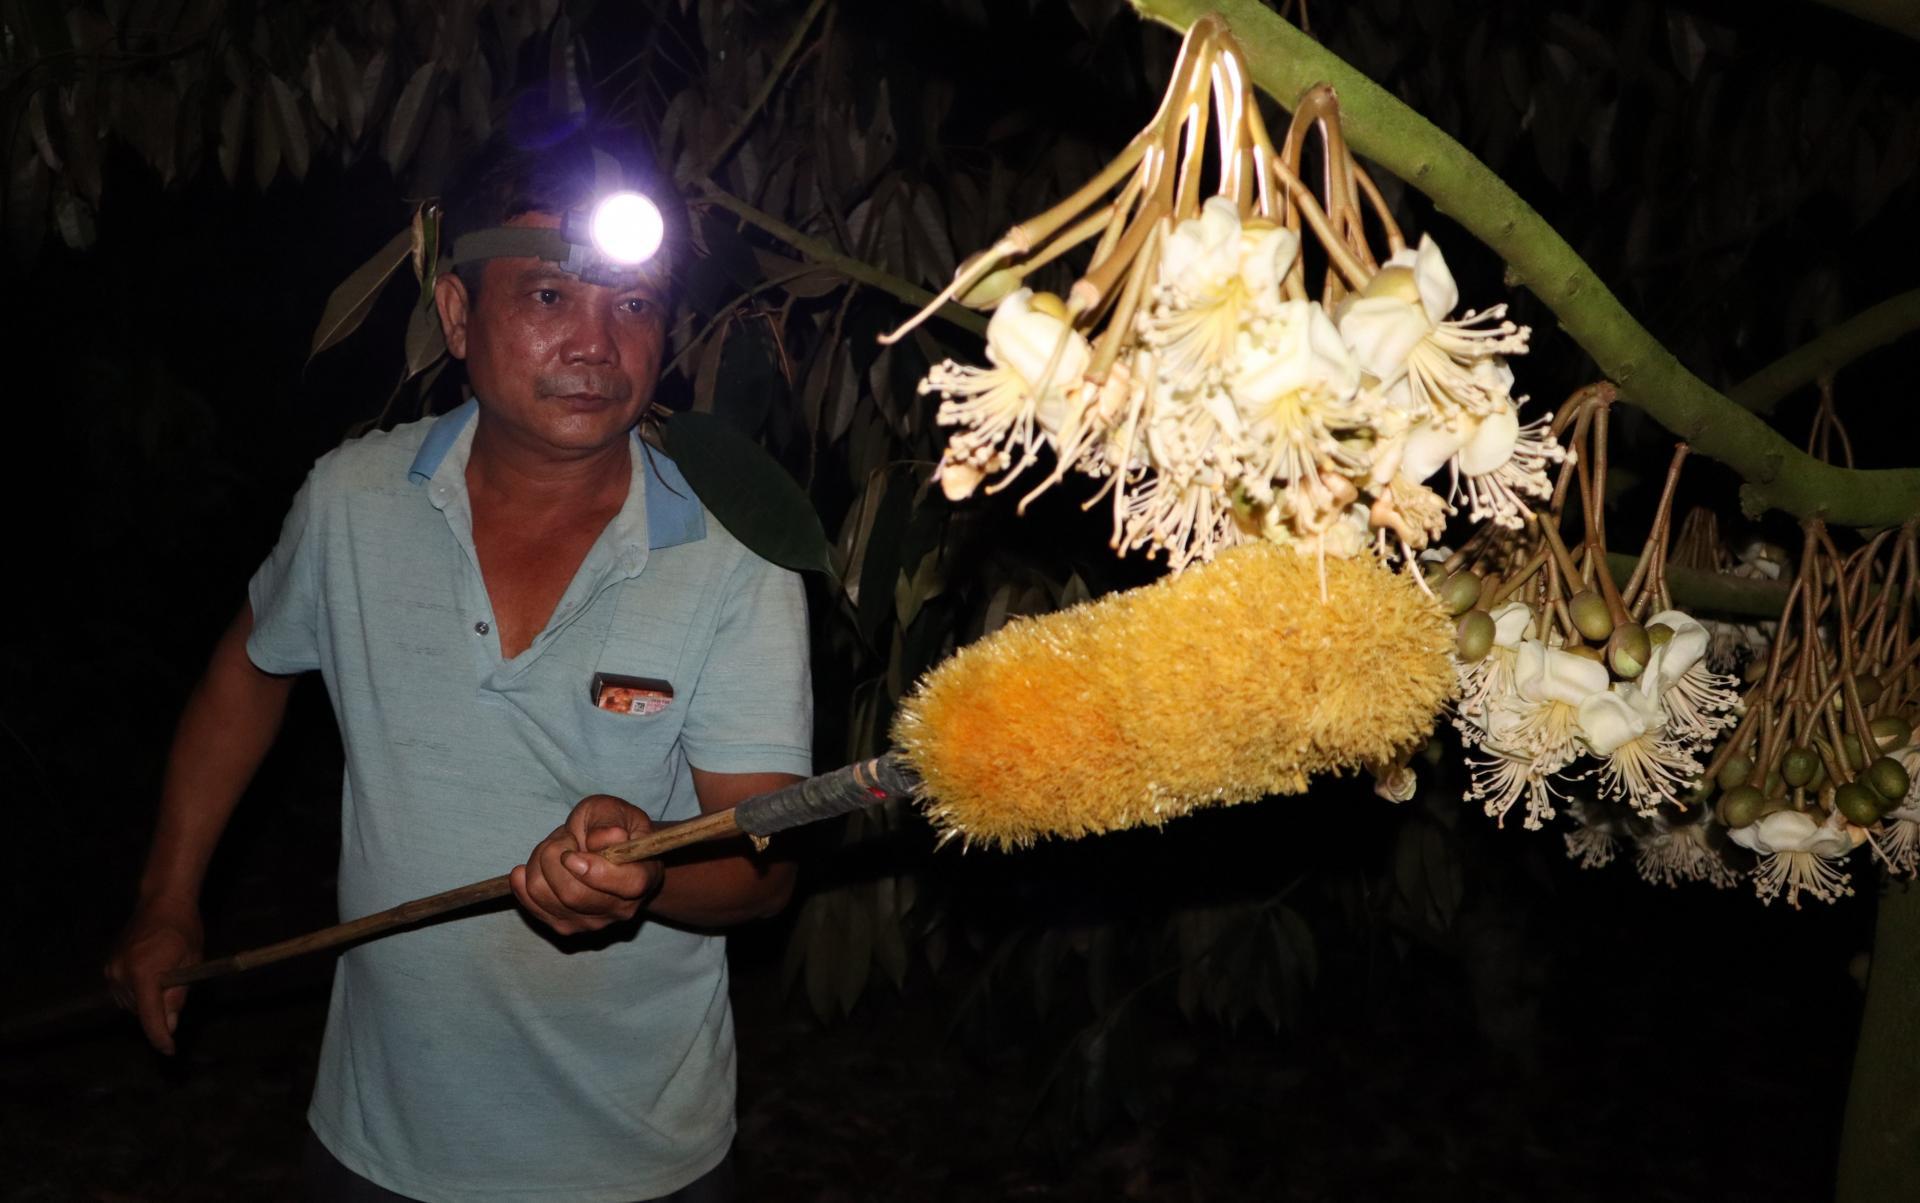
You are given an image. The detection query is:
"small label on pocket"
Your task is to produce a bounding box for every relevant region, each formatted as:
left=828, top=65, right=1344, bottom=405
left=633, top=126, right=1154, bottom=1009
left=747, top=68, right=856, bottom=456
left=591, top=673, right=675, bottom=716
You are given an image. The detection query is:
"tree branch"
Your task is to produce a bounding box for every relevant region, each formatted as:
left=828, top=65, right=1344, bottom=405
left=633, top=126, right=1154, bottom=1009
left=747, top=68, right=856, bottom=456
left=1729, top=288, right=1920, bottom=416
left=1129, top=0, right=1920, bottom=526
left=1809, top=0, right=1920, bottom=42
left=695, top=180, right=989, bottom=337
left=692, top=0, right=830, bottom=181
left=1603, top=553, right=1789, bottom=619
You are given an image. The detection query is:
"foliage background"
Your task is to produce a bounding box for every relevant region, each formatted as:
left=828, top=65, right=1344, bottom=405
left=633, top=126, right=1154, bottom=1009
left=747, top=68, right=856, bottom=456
left=2, top=0, right=1917, bottom=1197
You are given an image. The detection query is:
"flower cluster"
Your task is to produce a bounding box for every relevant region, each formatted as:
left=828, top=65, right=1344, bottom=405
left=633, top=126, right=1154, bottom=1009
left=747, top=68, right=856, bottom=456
left=1451, top=601, right=1741, bottom=832
left=888, top=19, right=1564, bottom=574
left=920, top=220, right=1560, bottom=573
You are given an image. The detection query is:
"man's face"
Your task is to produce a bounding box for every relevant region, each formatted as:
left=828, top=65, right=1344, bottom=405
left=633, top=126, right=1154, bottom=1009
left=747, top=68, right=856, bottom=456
left=435, top=211, right=669, bottom=459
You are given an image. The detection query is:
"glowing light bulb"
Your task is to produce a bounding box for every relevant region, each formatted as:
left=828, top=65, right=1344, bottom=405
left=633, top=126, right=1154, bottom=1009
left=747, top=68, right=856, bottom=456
left=588, top=192, right=664, bottom=265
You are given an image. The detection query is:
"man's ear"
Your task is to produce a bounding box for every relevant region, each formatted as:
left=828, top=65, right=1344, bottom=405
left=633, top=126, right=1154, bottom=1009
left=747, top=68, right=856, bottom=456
left=435, top=271, right=472, bottom=360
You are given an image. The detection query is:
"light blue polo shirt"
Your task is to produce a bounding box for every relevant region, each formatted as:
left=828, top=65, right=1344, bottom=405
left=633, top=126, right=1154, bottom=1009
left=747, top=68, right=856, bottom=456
left=246, top=399, right=813, bottom=1202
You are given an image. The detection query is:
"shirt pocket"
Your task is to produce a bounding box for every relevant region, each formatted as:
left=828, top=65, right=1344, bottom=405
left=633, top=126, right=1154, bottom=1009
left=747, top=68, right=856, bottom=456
left=570, top=680, right=688, bottom=800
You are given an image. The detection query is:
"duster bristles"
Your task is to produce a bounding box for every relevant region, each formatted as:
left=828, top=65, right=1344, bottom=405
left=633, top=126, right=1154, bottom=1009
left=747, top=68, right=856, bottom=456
left=891, top=544, right=1457, bottom=849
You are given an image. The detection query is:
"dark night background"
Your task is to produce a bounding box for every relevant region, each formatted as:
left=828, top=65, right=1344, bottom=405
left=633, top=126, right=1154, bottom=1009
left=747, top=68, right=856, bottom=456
left=2, top=0, right=1916, bottom=1199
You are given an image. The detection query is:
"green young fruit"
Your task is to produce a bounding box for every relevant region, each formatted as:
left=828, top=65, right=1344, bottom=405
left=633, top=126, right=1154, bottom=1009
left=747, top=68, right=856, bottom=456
left=1782, top=746, right=1820, bottom=788
left=1716, top=785, right=1766, bottom=828
left=1717, top=755, right=1754, bottom=791
left=1456, top=610, right=1496, bottom=663
left=1565, top=644, right=1605, bottom=664
left=1568, top=591, right=1615, bottom=642
left=1807, top=758, right=1828, bottom=791
left=1440, top=570, right=1483, bottom=616
left=1867, top=756, right=1912, bottom=805
left=1646, top=622, right=1675, bottom=647
left=1608, top=623, right=1651, bottom=680
left=1835, top=782, right=1885, bottom=826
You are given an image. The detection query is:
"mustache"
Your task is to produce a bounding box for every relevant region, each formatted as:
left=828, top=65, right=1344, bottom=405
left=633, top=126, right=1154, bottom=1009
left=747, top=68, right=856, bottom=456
left=535, top=373, right=633, bottom=400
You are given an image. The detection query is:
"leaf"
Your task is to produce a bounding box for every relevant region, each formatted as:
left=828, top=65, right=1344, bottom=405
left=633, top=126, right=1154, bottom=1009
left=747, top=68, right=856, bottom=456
left=751, top=248, right=838, bottom=299
left=458, top=53, right=493, bottom=139
left=309, top=226, right=412, bottom=360
left=250, top=85, right=281, bottom=190
left=216, top=86, right=247, bottom=184
left=305, top=48, right=337, bottom=132
left=265, top=72, right=308, bottom=182
left=60, top=79, right=103, bottom=204
left=51, top=185, right=95, bottom=250
left=547, top=15, right=582, bottom=116
left=6, top=149, right=51, bottom=264
left=329, top=37, right=367, bottom=142
left=834, top=888, right=874, bottom=1016
left=659, top=411, right=834, bottom=576
left=383, top=63, right=437, bottom=175
left=692, top=314, right=730, bottom=413
left=403, top=300, right=446, bottom=379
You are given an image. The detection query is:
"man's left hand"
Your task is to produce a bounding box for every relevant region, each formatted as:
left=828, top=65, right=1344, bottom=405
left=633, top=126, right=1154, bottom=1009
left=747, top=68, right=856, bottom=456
left=510, top=794, right=664, bottom=936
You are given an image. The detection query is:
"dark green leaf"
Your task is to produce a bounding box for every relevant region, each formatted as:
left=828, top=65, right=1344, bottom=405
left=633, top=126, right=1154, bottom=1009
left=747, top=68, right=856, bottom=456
left=659, top=411, right=833, bottom=576
left=383, top=63, right=436, bottom=175
left=309, top=226, right=412, bottom=360
left=266, top=72, right=308, bottom=182
left=403, top=300, right=446, bottom=379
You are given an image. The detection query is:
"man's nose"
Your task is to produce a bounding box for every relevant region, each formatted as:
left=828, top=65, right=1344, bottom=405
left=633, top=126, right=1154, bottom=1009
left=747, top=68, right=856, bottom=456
left=563, top=302, right=619, bottom=365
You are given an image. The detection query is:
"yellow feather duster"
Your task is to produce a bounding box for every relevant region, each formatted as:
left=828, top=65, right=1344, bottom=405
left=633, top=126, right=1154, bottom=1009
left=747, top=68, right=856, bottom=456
left=891, top=544, right=1457, bottom=849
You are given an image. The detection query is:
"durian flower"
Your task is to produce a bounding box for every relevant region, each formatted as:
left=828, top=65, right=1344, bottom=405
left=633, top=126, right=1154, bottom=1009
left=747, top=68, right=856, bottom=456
left=1390, top=392, right=1566, bottom=531
left=1141, top=197, right=1298, bottom=392
left=1704, top=541, right=1786, bottom=671
left=1221, top=300, right=1370, bottom=530
left=1453, top=601, right=1537, bottom=740
left=1577, top=684, right=1701, bottom=815
left=1729, top=809, right=1861, bottom=908
left=1642, top=609, right=1742, bottom=752
left=1337, top=234, right=1532, bottom=426
left=923, top=289, right=1092, bottom=501
left=1634, top=817, right=1740, bottom=889
left=1563, top=802, right=1622, bottom=869
left=1868, top=744, right=1920, bottom=876
left=1468, top=737, right=1564, bottom=830
left=1502, top=639, right=1609, bottom=771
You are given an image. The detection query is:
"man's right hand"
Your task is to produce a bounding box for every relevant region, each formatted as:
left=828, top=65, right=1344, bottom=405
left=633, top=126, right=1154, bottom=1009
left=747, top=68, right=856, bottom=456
left=105, top=906, right=203, bottom=1055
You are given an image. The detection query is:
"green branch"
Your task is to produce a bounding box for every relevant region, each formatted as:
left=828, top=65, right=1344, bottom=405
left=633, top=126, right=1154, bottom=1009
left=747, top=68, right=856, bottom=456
left=1129, top=0, right=1920, bottom=526
left=1729, top=288, right=1920, bottom=416
left=1810, top=0, right=1920, bottom=42
left=695, top=180, right=989, bottom=337
left=1603, top=553, right=1789, bottom=619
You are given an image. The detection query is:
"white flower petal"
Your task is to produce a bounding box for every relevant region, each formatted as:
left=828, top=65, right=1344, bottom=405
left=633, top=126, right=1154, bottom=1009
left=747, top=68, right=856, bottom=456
left=986, top=289, right=1091, bottom=390
left=1457, top=404, right=1519, bottom=476
left=1412, top=234, right=1460, bottom=324
left=1515, top=640, right=1610, bottom=708
left=1577, top=689, right=1648, bottom=756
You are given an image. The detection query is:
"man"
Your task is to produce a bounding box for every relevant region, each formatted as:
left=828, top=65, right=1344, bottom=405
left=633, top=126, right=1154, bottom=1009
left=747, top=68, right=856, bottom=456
left=104, top=131, right=813, bottom=1202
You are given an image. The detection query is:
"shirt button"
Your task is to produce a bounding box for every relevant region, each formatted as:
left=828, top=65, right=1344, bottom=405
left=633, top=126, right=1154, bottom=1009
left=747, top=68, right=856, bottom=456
left=474, top=621, right=490, bottom=635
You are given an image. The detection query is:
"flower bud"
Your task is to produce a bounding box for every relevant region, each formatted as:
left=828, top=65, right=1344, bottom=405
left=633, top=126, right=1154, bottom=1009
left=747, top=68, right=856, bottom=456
left=1565, top=645, right=1605, bottom=664
left=1646, top=622, right=1674, bottom=646
left=1608, top=623, right=1651, bottom=680
left=1854, top=673, right=1885, bottom=707
left=1026, top=291, right=1071, bottom=321
left=1568, top=591, right=1614, bottom=642
left=1440, top=570, right=1482, bottom=616
left=1782, top=745, right=1819, bottom=788
left=1870, top=714, right=1912, bottom=752
left=1844, top=733, right=1868, bottom=772
left=1866, top=756, right=1912, bottom=804
left=1716, top=785, right=1766, bottom=828
left=1456, top=609, right=1495, bottom=663
left=1834, top=782, right=1884, bottom=826
left=1361, top=265, right=1422, bottom=304
left=1717, top=754, right=1753, bottom=791
left=957, top=267, right=1028, bottom=309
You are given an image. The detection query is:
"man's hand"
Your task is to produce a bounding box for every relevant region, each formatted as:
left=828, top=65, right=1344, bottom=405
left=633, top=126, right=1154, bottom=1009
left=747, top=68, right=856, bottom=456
left=105, top=906, right=204, bottom=1056
left=510, top=794, right=664, bottom=936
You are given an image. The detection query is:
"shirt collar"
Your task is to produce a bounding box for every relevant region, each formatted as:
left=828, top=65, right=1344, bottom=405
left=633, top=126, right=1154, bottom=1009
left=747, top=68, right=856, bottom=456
left=405, top=398, right=705, bottom=552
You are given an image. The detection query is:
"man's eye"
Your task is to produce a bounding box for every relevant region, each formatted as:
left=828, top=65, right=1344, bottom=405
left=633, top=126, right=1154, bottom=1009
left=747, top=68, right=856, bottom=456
left=620, top=297, right=657, bottom=317
left=533, top=288, right=561, bottom=305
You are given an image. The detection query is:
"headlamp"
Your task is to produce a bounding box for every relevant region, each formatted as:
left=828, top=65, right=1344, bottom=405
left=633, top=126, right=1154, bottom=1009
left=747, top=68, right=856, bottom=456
left=448, top=149, right=668, bottom=288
